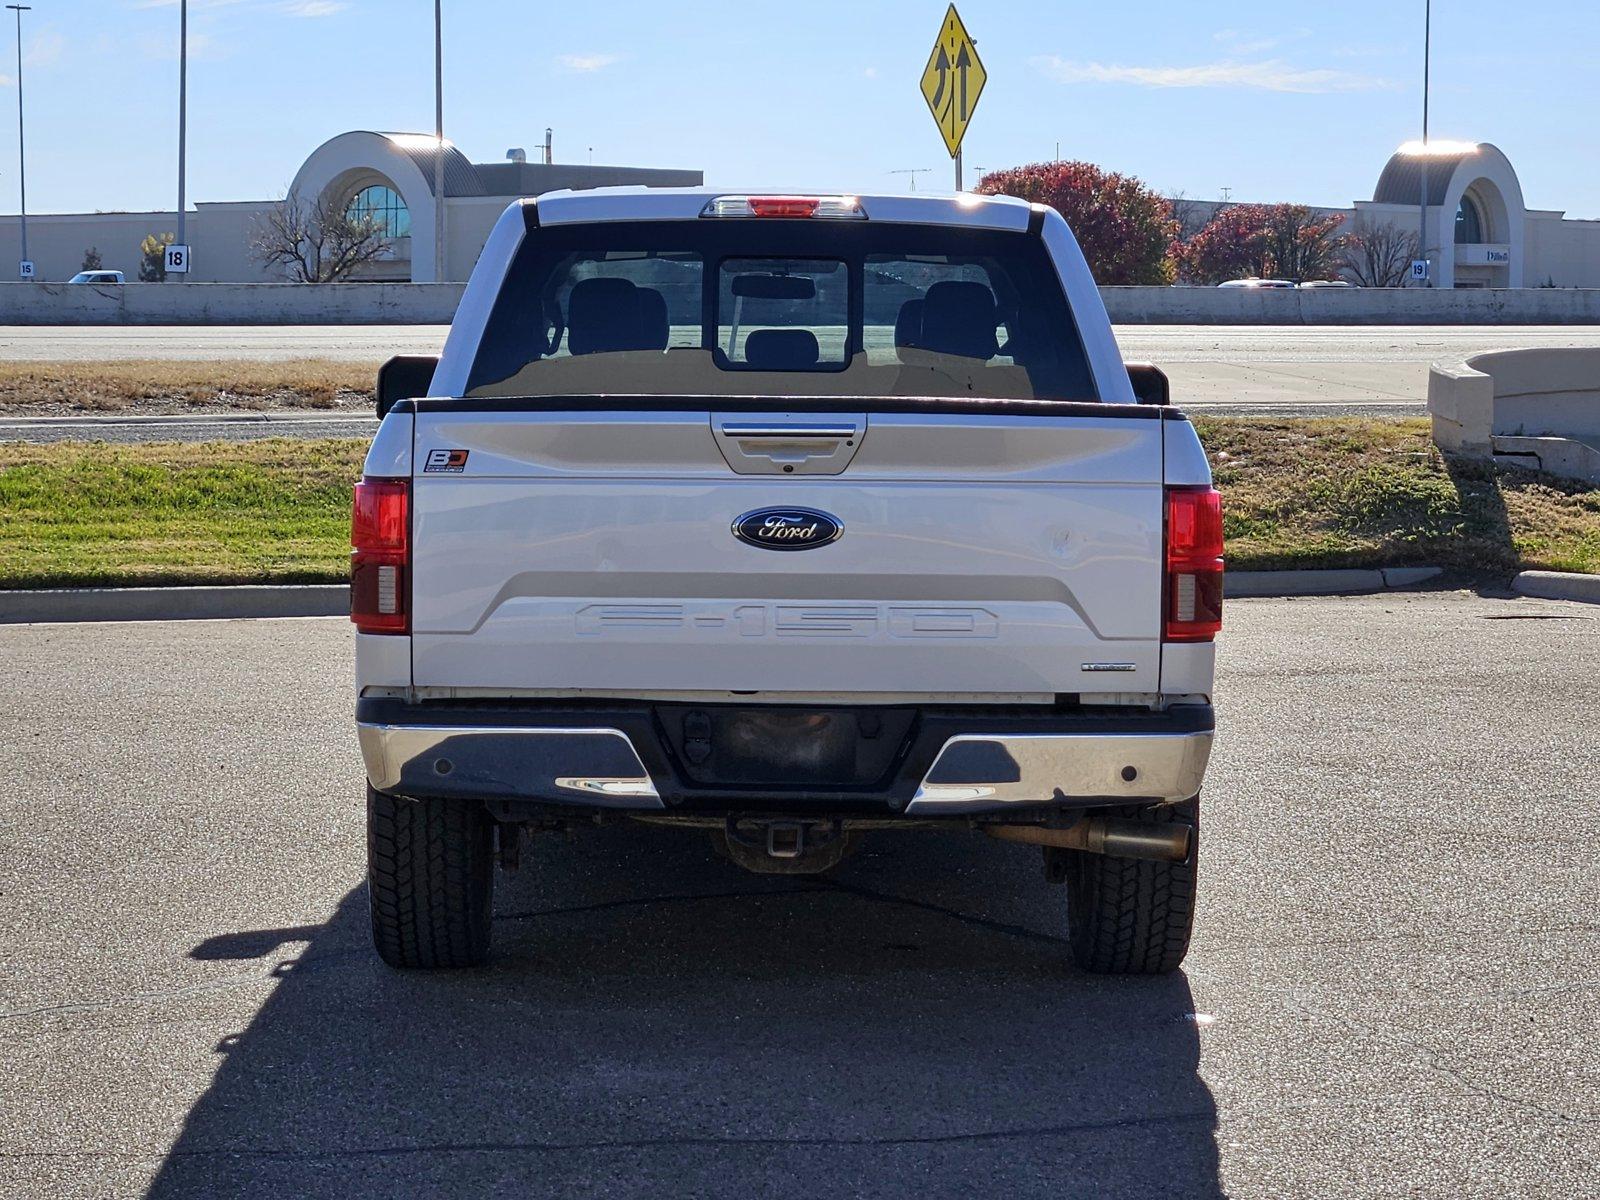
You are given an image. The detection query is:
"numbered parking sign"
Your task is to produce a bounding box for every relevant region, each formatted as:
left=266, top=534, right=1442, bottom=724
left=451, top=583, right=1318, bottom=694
left=1410, top=259, right=1429, bottom=282
left=18, top=260, right=35, bottom=280
left=165, top=244, right=191, bottom=274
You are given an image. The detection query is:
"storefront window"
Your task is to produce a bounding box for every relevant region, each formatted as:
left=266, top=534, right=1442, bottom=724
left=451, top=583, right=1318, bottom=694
left=1455, top=195, right=1485, bottom=245
left=348, top=185, right=410, bottom=240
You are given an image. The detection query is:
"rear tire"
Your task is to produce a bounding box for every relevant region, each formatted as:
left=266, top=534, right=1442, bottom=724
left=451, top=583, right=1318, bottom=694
left=366, top=785, right=494, bottom=969
left=1063, top=797, right=1197, bottom=975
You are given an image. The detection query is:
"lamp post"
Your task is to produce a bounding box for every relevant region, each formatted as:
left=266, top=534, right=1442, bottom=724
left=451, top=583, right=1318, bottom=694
left=175, top=0, right=186, bottom=279
left=433, top=0, right=445, bottom=282
left=1418, top=0, right=1431, bottom=285
left=6, top=4, right=29, bottom=279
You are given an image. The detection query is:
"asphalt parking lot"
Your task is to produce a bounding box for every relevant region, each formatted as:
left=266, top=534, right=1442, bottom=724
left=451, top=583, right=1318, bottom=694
left=2, top=591, right=1597, bottom=1199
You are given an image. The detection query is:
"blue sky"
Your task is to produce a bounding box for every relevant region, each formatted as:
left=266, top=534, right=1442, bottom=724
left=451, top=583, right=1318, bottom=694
left=4, top=0, right=1597, bottom=217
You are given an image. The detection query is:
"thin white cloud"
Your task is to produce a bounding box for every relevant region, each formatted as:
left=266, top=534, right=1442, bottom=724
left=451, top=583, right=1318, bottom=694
left=862, top=66, right=878, bottom=79
left=137, top=29, right=222, bottom=60
left=132, top=1, right=250, bottom=9
left=558, top=52, right=622, bottom=72
left=1212, top=29, right=1279, bottom=56
left=278, top=1, right=346, bottom=15
left=25, top=31, right=65, bottom=68
left=1031, top=55, right=1391, bottom=94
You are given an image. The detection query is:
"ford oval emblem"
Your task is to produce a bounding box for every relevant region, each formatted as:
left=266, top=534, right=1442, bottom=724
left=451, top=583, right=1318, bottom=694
left=732, top=507, right=843, bottom=552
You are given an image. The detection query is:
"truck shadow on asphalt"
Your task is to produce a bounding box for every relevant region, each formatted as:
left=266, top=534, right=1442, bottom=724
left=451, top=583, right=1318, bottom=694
left=152, top=824, right=1223, bottom=1199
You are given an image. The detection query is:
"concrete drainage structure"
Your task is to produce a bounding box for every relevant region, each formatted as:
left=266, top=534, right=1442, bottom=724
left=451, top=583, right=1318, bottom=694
left=1429, top=347, right=1600, bottom=485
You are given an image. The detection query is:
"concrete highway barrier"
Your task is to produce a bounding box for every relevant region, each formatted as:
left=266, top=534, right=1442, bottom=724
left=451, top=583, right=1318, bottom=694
left=1, top=281, right=468, bottom=325
left=1101, top=285, right=1600, bottom=326
left=6, top=281, right=1600, bottom=326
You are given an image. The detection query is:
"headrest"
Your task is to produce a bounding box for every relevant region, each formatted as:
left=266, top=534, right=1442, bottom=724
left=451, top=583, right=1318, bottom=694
left=568, top=277, right=654, bottom=355
left=635, top=287, right=670, bottom=351
left=743, top=329, right=820, bottom=370
left=917, top=280, right=999, bottom=362
left=894, top=298, right=924, bottom=352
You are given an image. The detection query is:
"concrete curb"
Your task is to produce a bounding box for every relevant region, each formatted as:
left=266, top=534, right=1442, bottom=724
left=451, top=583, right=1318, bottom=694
left=1, top=569, right=1452, bottom=624
left=1512, top=571, right=1600, bottom=604
left=0, top=585, right=348, bottom=624
left=1224, top=567, right=1443, bottom=598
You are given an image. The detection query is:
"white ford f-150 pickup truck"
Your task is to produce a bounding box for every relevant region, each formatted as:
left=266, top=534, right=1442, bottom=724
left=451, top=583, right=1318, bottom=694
left=353, top=189, right=1222, bottom=975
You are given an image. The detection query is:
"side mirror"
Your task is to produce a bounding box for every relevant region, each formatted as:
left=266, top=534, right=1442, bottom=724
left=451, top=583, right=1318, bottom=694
left=1126, top=362, right=1170, bottom=407
left=376, top=354, right=440, bottom=419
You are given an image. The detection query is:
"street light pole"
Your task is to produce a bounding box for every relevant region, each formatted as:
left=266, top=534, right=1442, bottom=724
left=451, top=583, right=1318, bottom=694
left=6, top=4, right=29, bottom=278
left=1418, top=0, right=1430, bottom=286
left=176, top=0, right=187, bottom=278
left=433, top=0, right=445, bottom=283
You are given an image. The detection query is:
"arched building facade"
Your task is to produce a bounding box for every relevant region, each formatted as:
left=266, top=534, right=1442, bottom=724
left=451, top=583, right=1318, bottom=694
left=1359, top=142, right=1527, bottom=288
left=0, top=130, right=701, bottom=284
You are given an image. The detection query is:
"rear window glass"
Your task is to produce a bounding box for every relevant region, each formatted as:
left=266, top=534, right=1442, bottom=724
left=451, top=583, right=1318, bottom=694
left=465, top=219, right=1097, bottom=401
left=718, top=257, right=848, bottom=369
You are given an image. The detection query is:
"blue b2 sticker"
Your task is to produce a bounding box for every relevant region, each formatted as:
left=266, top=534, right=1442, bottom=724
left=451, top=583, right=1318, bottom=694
left=423, top=449, right=469, bottom=473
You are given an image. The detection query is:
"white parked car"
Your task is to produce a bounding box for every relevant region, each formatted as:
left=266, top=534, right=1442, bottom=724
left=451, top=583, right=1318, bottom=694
left=1217, top=277, right=1293, bottom=288
left=355, top=189, right=1222, bottom=975
left=67, top=270, right=124, bottom=284
left=1298, top=280, right=1356, bottom=289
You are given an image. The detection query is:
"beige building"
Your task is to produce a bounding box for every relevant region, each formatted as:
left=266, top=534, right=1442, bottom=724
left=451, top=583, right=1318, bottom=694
left=0, top=130, right=701, bottom=284
left=1182, top=141, right=1600, bottom=288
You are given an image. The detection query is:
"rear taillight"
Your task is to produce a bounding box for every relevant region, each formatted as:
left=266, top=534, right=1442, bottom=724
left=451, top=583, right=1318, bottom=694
left=351, top=477, right=409, bottom=635
left=1164, top=485, right=1223, bottom=642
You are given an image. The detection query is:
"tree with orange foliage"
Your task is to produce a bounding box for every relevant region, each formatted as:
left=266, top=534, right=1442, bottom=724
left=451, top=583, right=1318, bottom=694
left=976, top=161, right=1178, bottom=285
left=1175, top=203, right=1347, bottom=284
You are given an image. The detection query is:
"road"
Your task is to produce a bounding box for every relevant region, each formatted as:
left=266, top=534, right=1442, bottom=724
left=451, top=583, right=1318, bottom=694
left=2, top=591, right=1596, bottom=1199
left=5, top=324, right=1600, bottom=442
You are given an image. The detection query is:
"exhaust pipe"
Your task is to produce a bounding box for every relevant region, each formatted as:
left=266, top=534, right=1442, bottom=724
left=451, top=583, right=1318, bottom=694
left=987, top=817, right=1192, bottom=863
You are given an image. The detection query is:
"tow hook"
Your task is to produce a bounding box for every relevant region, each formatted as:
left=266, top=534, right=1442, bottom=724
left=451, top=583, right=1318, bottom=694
left=720, top=816, right=854, bottom=876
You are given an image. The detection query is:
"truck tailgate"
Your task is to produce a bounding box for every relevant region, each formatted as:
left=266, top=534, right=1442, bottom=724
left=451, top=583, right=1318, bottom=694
left=408, top=406, right=1167, bottom=696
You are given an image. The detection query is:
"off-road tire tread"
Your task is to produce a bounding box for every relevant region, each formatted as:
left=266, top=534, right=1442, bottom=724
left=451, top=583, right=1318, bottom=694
left=1064, top=798, right=1198, bottom=975
left=367, top=786, right=494, bottom=969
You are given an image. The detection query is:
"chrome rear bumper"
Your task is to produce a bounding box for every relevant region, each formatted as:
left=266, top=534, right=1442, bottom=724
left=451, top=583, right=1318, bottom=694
left=357, top=709, right=1211, bottom=816
left=903, top=730, right=1212, bottom=814
left=357, top=723, right=663, bottom=809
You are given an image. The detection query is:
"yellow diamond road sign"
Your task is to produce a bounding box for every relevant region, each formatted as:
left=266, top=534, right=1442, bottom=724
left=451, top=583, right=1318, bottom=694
left=920, top=4, right=986, bottom=159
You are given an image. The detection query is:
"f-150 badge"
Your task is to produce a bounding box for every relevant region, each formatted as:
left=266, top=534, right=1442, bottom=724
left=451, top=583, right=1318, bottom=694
left=732, top=507, right=843, bottom=551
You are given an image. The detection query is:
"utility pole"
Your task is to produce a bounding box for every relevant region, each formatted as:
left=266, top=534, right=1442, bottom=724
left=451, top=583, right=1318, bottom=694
left=6, top=4, right=29, bottom=279
left=888, top=168, right=932, bottom=192
left=1418, top=0, right=1432, bottom=286
left=433, top=0, right=446, bottom=282
left=175, top=0, right=186, bottom=279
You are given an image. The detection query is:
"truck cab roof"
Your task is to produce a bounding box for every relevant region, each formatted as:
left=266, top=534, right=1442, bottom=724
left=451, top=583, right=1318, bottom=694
left=527, top=187, right=1039, bottom=231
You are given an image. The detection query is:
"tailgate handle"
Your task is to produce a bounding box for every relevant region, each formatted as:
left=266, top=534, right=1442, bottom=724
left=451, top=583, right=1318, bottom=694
left=713, top=418, right=865, bottom=474
left=720, top=424, right=858, bottom=440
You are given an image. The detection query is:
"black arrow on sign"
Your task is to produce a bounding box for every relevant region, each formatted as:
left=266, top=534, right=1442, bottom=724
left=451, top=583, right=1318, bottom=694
left=931, top=46, right=950, bottom=112
left=955, top=41, right=972, bottom=120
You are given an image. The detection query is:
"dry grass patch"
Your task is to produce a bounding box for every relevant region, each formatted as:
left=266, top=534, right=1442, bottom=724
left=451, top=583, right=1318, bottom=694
left=0, top=359, right=379, bottom=415
left=1196, top=417, right=1600, bottom=575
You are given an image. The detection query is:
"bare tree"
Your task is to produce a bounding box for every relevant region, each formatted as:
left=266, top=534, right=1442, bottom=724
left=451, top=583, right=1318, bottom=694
left=250, top=190, right=391, bottom=283
left=1336, top=217, right=1420, bottom=288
